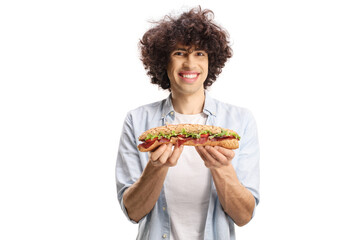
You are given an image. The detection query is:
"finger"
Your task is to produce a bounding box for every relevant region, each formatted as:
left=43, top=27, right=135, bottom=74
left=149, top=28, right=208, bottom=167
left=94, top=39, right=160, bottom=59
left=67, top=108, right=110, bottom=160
left=195, top=146, right=206, bottom=161
left=151, top=160, right=162, bottom=166
left=214, top=146, right=235, bottom=160
left=204, top=146, right=223, bottom=167
left=198, top=146, right=222, bottom=168
left=207, top=146, right=230, bottom=165
left=149, top=144, right=167, bottom=161
left=158, top=143, right=173, bottom=164
left=166, top=145, right=184, bottom=166
left=195, top=146, right=210, bottom=167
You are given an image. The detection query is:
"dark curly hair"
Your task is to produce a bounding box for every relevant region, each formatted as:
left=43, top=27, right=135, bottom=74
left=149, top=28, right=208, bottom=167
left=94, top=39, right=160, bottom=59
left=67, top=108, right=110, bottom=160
left=140, top=6, right=233, bottom=91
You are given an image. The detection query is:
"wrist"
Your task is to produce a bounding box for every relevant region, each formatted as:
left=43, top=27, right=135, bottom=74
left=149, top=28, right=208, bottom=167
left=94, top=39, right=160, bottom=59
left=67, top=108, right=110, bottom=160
left=210, top=164, right=236, bottom=181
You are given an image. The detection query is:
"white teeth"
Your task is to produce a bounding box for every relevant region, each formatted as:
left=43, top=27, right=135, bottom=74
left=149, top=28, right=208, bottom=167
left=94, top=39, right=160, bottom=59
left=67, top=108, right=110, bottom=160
left=182, top=74, right=197, bottom=79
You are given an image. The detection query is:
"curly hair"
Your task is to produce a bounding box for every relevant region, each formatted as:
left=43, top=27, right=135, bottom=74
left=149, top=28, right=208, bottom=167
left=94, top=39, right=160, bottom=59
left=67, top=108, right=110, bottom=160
left=140, top=6, right=233, bottom=91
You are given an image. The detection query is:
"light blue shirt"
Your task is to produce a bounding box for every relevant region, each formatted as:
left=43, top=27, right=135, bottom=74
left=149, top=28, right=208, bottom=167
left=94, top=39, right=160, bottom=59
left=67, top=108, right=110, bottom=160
left=116, top=92, right=260, bottom=240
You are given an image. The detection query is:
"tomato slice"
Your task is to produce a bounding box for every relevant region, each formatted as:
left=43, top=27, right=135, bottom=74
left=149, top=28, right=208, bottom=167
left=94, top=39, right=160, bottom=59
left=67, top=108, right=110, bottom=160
left=200, top=133, right=209, bottom=138
left=145, top=137, right=158, bottom=142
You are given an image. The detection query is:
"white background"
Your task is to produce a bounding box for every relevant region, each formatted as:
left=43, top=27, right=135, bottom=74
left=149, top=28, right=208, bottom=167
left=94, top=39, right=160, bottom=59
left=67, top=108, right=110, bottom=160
left=1, top=0, right=359, bottom=239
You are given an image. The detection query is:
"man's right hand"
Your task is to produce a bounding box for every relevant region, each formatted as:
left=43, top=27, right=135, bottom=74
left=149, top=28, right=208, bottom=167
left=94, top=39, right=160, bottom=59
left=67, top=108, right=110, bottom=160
left=149, top=143, right=184, bottom=167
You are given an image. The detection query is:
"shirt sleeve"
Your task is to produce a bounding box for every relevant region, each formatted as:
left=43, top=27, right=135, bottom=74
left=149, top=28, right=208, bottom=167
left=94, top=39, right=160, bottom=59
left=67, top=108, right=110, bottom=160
left=235, top=109, right=260, bottom=218
left=115, top=112, right=143, bottom=224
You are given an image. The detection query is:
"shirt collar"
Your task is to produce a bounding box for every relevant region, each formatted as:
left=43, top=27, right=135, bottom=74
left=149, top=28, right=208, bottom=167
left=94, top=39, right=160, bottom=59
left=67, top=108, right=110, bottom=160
left=161, top=94, right=175, bottom=121
left=203, top=91, right=217, bottom=117
left=161, top=91, right=217, bottom=121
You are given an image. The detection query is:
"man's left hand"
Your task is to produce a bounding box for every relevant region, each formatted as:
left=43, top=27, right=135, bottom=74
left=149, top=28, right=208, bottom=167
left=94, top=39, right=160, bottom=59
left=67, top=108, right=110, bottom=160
left=195, top=146, right=235, bottom=169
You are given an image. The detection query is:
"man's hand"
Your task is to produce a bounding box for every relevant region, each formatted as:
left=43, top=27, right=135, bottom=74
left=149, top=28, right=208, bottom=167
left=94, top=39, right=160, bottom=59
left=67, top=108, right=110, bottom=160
left=196, top=145, right=255, bottom=226
left=123, top=143, right=183, bottom=222
left=149, top=143, right=184, bottom=167
left=195, top=145, right=235, bottom=169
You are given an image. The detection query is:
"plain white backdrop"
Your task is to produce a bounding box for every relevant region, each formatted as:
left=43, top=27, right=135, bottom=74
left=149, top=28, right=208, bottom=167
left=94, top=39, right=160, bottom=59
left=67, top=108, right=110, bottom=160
left=1, top=0, right=359, bottom=239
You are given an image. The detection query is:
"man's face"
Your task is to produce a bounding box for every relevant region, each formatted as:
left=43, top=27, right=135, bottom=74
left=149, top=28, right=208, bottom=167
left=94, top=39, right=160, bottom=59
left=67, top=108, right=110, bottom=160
left=167, top=44, right=209, bottom=96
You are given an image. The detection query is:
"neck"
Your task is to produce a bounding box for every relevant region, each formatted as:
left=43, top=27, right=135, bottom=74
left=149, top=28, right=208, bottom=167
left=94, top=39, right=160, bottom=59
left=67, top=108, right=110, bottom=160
left=171, top=91, right=205, bottom=115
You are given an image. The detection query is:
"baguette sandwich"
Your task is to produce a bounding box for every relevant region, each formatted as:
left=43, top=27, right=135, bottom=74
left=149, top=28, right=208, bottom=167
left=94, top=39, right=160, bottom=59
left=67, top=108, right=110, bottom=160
left=137, top=124, right=240, bottom=152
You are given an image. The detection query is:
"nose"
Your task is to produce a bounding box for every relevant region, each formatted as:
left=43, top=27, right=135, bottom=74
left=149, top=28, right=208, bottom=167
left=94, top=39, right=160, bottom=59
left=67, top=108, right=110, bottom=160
left=182, top=54, right=196, bottom=69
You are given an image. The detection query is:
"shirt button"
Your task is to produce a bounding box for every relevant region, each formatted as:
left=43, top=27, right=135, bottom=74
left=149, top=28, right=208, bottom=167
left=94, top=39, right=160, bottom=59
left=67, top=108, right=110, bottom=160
left=162, top=207, right=166, bottom=211
left=162, top=234, right=167, bottom=238
left=170, top=111, right=174, bottom=115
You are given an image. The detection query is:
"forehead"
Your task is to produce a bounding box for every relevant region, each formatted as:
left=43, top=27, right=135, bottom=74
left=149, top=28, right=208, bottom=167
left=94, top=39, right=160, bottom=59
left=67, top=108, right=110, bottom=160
left=172, top=43, right=204, bottom=52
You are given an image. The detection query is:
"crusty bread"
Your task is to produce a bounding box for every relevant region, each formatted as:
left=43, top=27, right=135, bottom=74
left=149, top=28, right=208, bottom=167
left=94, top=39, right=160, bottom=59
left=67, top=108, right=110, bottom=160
left=182, top=138, right=239, bottom=149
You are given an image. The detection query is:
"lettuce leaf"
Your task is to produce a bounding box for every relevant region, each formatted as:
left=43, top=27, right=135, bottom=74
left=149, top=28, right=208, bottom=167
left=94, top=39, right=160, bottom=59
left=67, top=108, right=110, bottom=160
left=144, top=129, right=239, bottom=141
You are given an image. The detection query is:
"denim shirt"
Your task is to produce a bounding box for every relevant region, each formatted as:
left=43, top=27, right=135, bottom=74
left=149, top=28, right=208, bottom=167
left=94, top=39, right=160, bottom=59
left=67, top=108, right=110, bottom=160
left=116, top=92, right=260, bottom=240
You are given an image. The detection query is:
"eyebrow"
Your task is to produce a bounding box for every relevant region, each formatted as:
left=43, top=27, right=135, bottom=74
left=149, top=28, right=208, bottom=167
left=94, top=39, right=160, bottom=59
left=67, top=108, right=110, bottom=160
left=174, top=48, right=205, bottom=52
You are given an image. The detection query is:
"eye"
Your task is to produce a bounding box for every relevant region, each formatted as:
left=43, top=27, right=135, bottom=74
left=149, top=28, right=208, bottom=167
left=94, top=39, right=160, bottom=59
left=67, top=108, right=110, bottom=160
left=196, top=51, right=207, bottom=56
left=173, top=51, right=185, bottom=56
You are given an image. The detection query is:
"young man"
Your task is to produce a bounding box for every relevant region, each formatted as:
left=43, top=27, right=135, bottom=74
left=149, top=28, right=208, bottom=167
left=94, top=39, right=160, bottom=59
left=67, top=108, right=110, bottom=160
left=116, top=7, right=260, bottom=240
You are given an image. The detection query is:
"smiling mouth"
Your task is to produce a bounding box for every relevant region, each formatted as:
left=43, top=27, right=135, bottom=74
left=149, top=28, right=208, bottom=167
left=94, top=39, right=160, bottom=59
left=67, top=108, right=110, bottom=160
left=178, top=72, right=200, bottom=83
